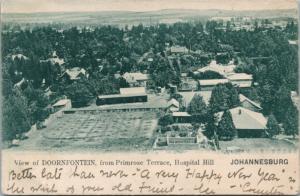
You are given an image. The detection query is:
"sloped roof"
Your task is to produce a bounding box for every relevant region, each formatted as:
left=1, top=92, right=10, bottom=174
left=123, top=72, right=148, bottom=83
left=198, top=60, right=236, bottom=76
left=227, top=73, right=252, bottom=80
left=239, top=94, right=262, bottom=110
left=120, top=87, right=146, bottom=95
left=199, top=79, right=229, bottom=86
left=170, top=45, right=189, bottom=53
left=217, top=107, right=267, bottom=130
left=172, top=112, right=191, bottom=117
left=167, top=98, right=179, bottom=108
left=12, top=54, right=28, bottom=60
left=64, top=67, right=86, bottom=80
left=53, top=99, right=71, bottom=107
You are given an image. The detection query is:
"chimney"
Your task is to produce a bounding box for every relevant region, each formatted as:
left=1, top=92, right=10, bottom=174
left=238, top=109, right=242, bottom=115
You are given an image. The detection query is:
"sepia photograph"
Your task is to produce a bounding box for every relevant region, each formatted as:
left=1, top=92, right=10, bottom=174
left=1, top=0, right=299, bottom=153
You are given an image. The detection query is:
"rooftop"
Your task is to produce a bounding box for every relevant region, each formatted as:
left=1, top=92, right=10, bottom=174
left=239, top=94, right=262, bottom=110
left=53, top=99, right=71, bottom=107
left=199, top=79, right=229, bottom=86
left=98, top=93, right=147, bottom=99
left=227, top=73, right=253, bottom=80
left=123, top=72, right=148, bottom=83
left=172, top=112, right=191, bottom=117
left=120, top=87, right=146, bottom=95
left=167, top=98, right=180, bottom=108
left=217, top=107, right=267, bottom=130
left=197, top=60, right=236, bottom=76
left=64, top=67, right=86, bottom=80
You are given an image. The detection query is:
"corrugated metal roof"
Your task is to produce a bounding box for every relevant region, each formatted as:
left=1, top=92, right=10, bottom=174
left=217, top=107, right=267, bottom=130
left=199, top=79, right=229, bottom=86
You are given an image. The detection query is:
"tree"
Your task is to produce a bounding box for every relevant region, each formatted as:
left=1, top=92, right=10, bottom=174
left=266, top=114, right=280, bottom=138
left=65, top=82, right=93, bottom=107
left=282, top=105, right=298, bottom=138
left=187, top=94, right=207, bottom=123
left=209, top=83, right=239, bottom=113
left=158, top=114, right=174, bottom=127
left=204, top=111, right=217, bottom=139
left=217, top=110, right=236, bottom=140
left=2, top=92, right=31, bottom=141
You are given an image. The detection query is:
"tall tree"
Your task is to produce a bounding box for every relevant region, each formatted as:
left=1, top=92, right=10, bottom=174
left=266, top=114, right=280, bottom=138
left=187, top=94, right=207, bottom=123
left=217, top=110, right=236, bottom=140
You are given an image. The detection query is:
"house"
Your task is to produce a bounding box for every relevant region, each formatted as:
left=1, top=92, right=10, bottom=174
left=239, top=94, right=262, bottom=112
left=52, top=99, right=72, bottom=112
left=169, top=45, right=189, bottom=54
left=61, top=67, right=87, bottom=82
left=172, top=112, right=191, bottom=123
left=197, top=60, right=236, bottom=76
left=198, top=79, right=229, bottom=91
left=227, top=73, right=252, bottom=88
left=217, top=107, right=267, bottom=138
left=167, top=99, right=180, bottom=112
left=120, top=87, right=146, bottom=95
left=123, top=72, right=149, bottom=87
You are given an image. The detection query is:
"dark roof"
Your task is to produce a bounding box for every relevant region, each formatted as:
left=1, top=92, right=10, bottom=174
left=98, top=93, right=147, bottom=99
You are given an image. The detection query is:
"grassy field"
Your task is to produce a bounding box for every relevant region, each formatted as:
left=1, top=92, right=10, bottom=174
left=14, top=111, right=158, bottom=151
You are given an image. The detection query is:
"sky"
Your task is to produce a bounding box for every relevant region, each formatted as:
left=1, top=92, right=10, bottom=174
left=1, top=0, right=298, bottom=13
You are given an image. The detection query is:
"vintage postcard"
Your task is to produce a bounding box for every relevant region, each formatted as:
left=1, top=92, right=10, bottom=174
left=1, top=0, right=299, bottom=195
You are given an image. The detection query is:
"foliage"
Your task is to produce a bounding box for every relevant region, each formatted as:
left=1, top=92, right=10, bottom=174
left=158, top=114, right=174, bottom=127
left=187, top=94, right=207, bottom=123
left=266, top=114, right=280, bottom=138
left=193, top=70, right=224, bottom=80
left=209, top=83, right=239, bottom=113
left=217, top=110, right=236, bottom=140
left=64, top=82, right=93, bottom=107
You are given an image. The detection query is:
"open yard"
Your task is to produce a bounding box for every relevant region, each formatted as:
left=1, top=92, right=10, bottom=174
left=13, top=111, right=159, bottom=151
left=219, top=138, right=298, bottom=153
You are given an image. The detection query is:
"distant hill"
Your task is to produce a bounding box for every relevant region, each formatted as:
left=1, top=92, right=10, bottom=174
left=2, top=9, right=298, bottom=26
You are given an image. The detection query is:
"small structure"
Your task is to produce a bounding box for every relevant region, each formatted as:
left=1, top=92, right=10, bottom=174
left=61, top=67, right=87, bottom=82
left=172, top=112, right=191, bottom=123
left=169, top=45, right=189, bottom=54
left=239, top=94, right=262, bottom=112
left=217, top=107, right=267, bottom=138
left=52, top=99, right=72, bottom=112
left=227, top=73, right=252, bottom=88
left=198, top=79, right=229, bottom=91
left=123, top=72, right=149, bottom=87
left=167, top=99, right=180, bottom=112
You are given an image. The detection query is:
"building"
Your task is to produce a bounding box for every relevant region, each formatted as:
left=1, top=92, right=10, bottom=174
left=172, top=112, right=191, bottom=123
left=123, top=72, right=149, bottom=87
left=217, top=107, right=267, bottom=138
left=96, top=93, right=148, bottom=105
left=239, top=94, right=262, bottom=112
left=197, top=60, right=236, bottom=76
left=167, top=99, right=180, bottom=112
left=198, top=79, right=229, bottom=91
left=120, top=87, right=146, bottom=95
left=227, top=73, right=252, bottom=88
left=52, top=99, right=72, bottom=112
left=169, top=45, right=189, bottom=54
left=61, top=67, right=87, bottom=82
